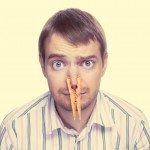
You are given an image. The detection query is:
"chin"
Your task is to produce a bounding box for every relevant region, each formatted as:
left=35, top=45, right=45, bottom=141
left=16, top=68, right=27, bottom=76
left=58, top=100, right=73, bottom=111
left=80, top=101, right=92, bottom=110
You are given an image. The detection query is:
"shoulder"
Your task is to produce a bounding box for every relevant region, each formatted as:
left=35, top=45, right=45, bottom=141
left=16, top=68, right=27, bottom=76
left=1, top=91, right=50, bottom=126
left=101, top=90, right=146, bottom=122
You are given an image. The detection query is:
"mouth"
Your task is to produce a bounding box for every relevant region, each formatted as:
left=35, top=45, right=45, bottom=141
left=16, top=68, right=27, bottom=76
left=62, top=92, right=86, bottom=96
left=62, top=93, right=70, bottom=96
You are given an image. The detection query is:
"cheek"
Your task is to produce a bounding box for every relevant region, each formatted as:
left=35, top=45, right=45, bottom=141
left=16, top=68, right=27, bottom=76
left=45, top=69, right=67, bottom=89
left=90, top=73, right=101, bottom=87
left=81, top=70, right=101, bottom=89
left=82, top=67, right=102, bottom=81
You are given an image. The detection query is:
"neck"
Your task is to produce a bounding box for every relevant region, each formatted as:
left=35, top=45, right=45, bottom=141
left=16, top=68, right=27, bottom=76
left=55, top=99, right=97, bottom=133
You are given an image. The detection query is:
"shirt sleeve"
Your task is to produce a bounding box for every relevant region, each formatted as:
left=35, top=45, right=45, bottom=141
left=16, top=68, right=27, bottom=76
left=0, top=122, right=16, bottom=150
left=134, top=113, right=150, bottom=150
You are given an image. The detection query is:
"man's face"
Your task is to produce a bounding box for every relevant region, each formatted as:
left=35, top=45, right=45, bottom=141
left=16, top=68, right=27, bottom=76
left=40, top=34, right=107, bottom=111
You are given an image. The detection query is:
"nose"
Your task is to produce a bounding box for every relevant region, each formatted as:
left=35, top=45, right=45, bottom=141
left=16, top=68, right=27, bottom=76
left=70, top=74, right=78, bottom=91
left=68, top=65, right=78, bottom=90
left=71, top=85, right=78, bottom=91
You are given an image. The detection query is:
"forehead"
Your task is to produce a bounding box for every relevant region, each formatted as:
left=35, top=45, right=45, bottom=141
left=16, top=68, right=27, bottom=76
left=45, top=33, right=101, bottom=58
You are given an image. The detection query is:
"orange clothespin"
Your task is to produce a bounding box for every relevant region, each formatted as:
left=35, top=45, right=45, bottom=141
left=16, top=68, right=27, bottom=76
left=66, top=77, right=81, bottom=120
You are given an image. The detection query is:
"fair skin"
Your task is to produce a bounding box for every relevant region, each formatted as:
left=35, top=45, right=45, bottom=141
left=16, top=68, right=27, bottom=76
left=40, top=33, right=108, bottom=133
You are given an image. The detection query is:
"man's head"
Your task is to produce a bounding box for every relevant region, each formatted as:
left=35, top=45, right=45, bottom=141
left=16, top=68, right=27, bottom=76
left=39, top=8, right=107, bottom=62
left=39, top=8, right=108, bottom=113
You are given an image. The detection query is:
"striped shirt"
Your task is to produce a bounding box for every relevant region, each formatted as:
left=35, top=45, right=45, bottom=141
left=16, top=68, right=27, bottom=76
left=0, top=91, right=150, bottom=150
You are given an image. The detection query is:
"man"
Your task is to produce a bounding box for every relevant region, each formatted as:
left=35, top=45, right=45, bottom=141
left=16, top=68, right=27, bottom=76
left=0, top=8, right=150, bottom=150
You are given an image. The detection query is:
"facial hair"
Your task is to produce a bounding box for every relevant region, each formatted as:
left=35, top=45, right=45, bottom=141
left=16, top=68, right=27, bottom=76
left=51, top=87, right=98, bottom=112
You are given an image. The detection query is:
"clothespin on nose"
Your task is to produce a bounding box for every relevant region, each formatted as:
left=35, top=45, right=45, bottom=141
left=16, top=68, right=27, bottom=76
left=66, top=77, right=81, bottom=120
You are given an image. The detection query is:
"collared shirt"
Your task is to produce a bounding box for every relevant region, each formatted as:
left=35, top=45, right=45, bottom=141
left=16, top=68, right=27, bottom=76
left=0, top=91, right=150, bottom=150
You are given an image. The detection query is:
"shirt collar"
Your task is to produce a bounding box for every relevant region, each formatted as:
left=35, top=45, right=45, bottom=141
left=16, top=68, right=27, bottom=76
left=46, top=90, right=115, bottom=135
left=41, top=94, right=61, bottom=135
left=48, top=95, right=62, bottom=134
left=88, top=91, right=115, bottom=128
left=46, top=95, right=75, bottom=135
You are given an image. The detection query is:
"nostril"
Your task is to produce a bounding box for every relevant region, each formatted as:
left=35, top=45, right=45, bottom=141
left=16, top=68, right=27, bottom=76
left=71, top=85, right=78, bottom=90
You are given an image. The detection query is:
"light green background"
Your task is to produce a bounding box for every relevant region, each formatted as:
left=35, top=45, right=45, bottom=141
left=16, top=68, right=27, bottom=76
left=0, top=0, right=149, bottom=124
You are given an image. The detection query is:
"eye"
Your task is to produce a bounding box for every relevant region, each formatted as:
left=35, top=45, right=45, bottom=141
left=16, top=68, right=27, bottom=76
left=82, top=60, right=94, bottom=69
left=52, top=61, right=65, bottom=70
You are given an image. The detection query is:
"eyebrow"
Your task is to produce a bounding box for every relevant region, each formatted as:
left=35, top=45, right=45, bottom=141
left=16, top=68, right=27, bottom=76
left=47, top=54, right=97, bottom=61
left=47, top=54, right=66, bottom=60
left=77, top=55, right=97, bottom=61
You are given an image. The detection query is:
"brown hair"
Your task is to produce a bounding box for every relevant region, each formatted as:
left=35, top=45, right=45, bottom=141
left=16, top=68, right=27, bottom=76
left=38, top=8, right=107, bottom=61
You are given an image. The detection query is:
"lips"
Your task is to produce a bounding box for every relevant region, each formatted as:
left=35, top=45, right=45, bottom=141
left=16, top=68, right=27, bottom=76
left=62, top=91, right=86, bottom=95
left=63, top=92, right=70, bottom=96
left=61, top=88, right=87, bottom=96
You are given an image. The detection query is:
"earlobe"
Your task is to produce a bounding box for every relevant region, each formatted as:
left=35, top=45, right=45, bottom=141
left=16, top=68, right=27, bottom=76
left=39, top=55, right=46, bottom=78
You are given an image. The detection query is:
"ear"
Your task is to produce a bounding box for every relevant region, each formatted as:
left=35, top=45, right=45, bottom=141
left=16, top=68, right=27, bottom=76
left=39, top=55, right=47, bottom=78
left=101, top=52, right=108, bottom=77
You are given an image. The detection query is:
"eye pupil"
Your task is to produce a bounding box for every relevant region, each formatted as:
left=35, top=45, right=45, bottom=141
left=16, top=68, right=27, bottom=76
left=52, top=61, right=64, bottom=70
left=82, top=60, right=93, bottom=69
left=56, top=62, right=61, bottom=67
left=85, top=61, right=90, bottom=66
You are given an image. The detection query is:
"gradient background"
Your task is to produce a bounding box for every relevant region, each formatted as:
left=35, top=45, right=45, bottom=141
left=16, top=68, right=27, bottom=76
left=0, top=0, right=149, bottom=124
